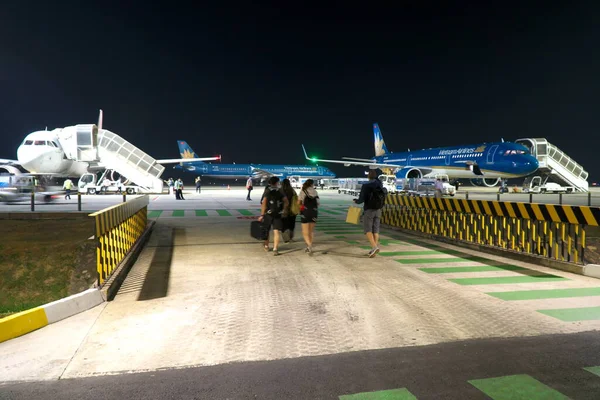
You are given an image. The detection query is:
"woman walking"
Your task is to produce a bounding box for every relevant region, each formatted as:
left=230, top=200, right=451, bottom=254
left=281, top=178, right=298, bottom=243
left=298, top=179, right=319, bottom=255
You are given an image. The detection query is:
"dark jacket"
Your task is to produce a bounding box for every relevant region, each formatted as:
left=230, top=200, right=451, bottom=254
left=355, top=179, right=384, bottom=210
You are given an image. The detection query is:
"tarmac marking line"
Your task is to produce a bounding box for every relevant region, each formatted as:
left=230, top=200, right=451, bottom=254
left=420, top=265, right=528, bottom=274
left=380, top=250, right=463, bottom=256
left=148, top=210, right=163, bottom=218
left=396, top=257, right=483, bottom=264
left=538, top=306, right=600, bottom=322
left=339, top=388, right=418, bottom=400
left=237, top=209, right=254, bottom=216
left=449, top=276, right=569, bottom=285
left=216, top=210, right=232, bottom=216
left=583, top=366, right=600, bottom=377
left=468, top=374, right=569, bottom=399
left=195, top=210, right=208, bottom=217
left=172, top=210, right=185, bottom=217
left=488, top=287, right=600, bottom=301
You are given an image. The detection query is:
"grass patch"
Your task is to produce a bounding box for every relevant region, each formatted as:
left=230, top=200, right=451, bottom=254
left=0, top=219, right=96, bottom=318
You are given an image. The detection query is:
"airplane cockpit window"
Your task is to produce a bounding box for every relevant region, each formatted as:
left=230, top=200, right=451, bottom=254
left=51, top=141, right=59, bottom=147
left=34, top=140, right=46, bottom=146
left=504, top=149, right=527, bottom=156
left=24, top=140, right=33, bottom=145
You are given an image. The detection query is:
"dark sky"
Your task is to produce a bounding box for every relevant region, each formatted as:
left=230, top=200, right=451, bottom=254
left=1, top=2, right=599, bottom=179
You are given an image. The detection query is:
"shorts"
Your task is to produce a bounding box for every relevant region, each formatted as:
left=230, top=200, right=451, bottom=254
left=363, top=208, right=382, bottom=234
left=301, top=210, right=318, bottom=224
left=263, top=214, right=284, bottom=231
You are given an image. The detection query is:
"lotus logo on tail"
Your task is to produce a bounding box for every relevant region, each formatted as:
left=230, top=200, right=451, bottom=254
left=180, top=149, right=195, bottom=159
left=374, top=137, right=386, bottom=157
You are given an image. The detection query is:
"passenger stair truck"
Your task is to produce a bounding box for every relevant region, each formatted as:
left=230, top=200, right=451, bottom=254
left=516, top=138, right=589, bottom=192
left=64, top=124, right=165, bottom=193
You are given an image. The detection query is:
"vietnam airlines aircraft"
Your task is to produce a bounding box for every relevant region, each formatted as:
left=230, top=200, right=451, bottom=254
left=173, top=141, right=336, bottom=181
left=0, top=110, right=220, bottom=177
left=303, top=123, right=539, bottom=187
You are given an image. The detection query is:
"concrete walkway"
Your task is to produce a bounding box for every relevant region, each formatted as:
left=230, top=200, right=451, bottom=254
left=2, top=191, right=600, bottom=384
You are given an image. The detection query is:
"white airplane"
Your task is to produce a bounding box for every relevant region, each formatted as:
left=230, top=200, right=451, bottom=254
left=0, top=110, right=220, bottom=177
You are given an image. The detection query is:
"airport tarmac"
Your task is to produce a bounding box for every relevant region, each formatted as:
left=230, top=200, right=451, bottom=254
left=2, top=189, right=600, bottom=398
left=1, top=186, right=600, bottom=214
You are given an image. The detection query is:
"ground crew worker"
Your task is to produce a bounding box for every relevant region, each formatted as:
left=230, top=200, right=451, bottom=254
left=63, top=178, right=73, bottom=200
left=246, top=176, right=253, bottom=201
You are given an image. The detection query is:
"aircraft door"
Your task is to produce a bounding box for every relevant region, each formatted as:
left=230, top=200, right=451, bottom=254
left=407, top=155, right=412, bottom=166
left=486, top=145, right=499, bottom=164
left=318, top=167, right=324, bottom=175
left=445, top=155, right=451, bottom=165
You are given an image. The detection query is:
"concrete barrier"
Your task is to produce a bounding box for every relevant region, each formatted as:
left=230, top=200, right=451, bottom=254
left=0, top=288, right=104, bottom=344
left=43, top=288, right=104, bottom=324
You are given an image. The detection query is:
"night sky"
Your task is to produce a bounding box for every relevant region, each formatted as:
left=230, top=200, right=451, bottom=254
left=1, top=2, right=599, bottom=180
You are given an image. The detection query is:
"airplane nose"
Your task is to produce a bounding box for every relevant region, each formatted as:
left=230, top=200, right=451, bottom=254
left=523, top=156, right=539, bottom=173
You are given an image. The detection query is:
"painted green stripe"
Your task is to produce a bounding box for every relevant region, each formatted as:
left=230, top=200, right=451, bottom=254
left=380, top=250, right=462, bottom=256
left=195, top=210, right=208, bottom=217
left=319, top=228, right=363, bottom=232
left=237, top=209, right=254, bottom=216
left=334, top=235, right=347, bottom=239
left=346, top=240, right=360, bottom=245
left=450, top=275, right=568, bottom=285
left=396, top=257, right=482, bottom=264
left=321, top=209, right=343, bottom=215
left=583, top=366, right=600, bottom=377
left=339, top=388, right=418, bottom=400
left=216, top=209, right=232, bottom=216
left=359, top=240, right=407, bottom=250
left=538, top=306, right=600, bottom=321
left=420, top=265, right=527, bottom=274
left=488, top=287, right=600, bottom=301
left=469, top=374, right=569, bottom=399
left=172, top=210, right=185, bottom=217
left=324, top=231, right=364, bottom=235
left=148, top=210, right=163, bottom=218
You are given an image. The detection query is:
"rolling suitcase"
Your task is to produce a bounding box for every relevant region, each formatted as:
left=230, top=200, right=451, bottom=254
left=251, top=220, right=269, bottom=240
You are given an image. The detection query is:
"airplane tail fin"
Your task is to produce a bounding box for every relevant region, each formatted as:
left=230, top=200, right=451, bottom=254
left=373, top=123, right=390, bottom=157
left=177, top=140, right=205, bottom=164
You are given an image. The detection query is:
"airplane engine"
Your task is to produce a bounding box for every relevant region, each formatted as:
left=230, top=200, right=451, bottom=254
left=0, top=165, right=22, bottom=175
left=470, top=177, right=501, bottom=187
left=395, top=167, right=422, bottom=180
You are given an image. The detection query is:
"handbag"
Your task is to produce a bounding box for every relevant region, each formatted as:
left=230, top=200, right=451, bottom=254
left=346, top=206, right=362, bottom=225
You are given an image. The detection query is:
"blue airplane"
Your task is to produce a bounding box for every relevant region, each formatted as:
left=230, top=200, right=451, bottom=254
left=173, top=141, right=336, bottom=181
left=303, top=123, right=539, bottom=187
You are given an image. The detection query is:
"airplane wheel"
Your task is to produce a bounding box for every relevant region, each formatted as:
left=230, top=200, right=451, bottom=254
left=88, top=188, right=96, bottom=195
left=127, top=188, right=135, bottom=194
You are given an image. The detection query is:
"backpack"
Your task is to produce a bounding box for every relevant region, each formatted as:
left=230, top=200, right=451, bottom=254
left=267, top=189, right=284, bottom=215
left=367, top=185, right=387, bottom=209
left=290, top=194, right=300, bottom=215
left=303, top=190, right=319, bottom=210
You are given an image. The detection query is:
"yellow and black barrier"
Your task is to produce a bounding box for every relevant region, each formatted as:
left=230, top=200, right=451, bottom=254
left=89, top=195, right=149, bottom=285
left=382, top=195, right=600, bottom=265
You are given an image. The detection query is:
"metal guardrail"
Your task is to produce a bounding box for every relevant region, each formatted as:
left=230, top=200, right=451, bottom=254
left=89, top=195, right=149, bottom=285
left=382, top=195, right=600, bottom=265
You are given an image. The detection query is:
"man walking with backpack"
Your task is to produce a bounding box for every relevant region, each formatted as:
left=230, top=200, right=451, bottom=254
left=353, top=170, right=387, bottom=258
left=258, top=176, right=289, bottom=256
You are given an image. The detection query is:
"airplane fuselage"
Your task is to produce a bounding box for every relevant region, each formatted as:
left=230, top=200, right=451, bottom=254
left=175, top=163, right=336, bottom=180
left=16, top=129, right=89, bottom=177
left=378, top=141, right=538, bottom=180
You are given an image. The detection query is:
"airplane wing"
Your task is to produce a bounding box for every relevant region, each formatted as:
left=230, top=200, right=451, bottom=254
left=156, top=156, right=221, bottom=164
left=250, top=167, right=278, bottom=179
left=302, top=145, right=404, bottom=169
left=342, top=157, right=377, bottom=162
left=0, top=158, right=20, bottom=165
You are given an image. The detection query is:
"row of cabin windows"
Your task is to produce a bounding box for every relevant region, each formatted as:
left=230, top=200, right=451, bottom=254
left=23, top=140, right=59, bottom=147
